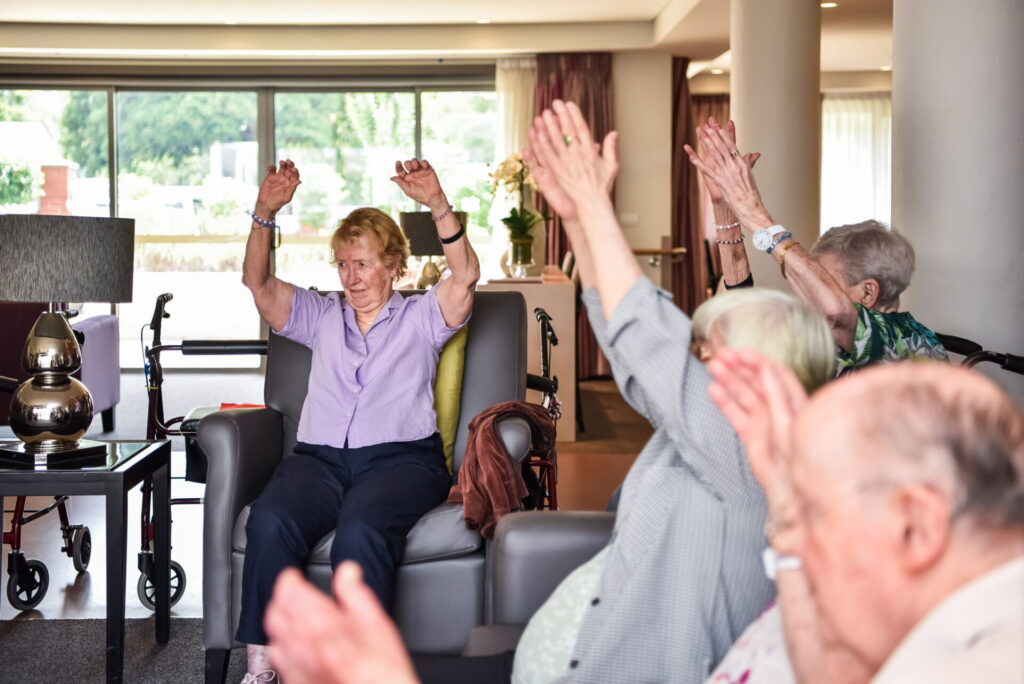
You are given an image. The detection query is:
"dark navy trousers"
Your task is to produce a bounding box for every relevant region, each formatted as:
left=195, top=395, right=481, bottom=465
left=236, top=434, right=451, bottom=645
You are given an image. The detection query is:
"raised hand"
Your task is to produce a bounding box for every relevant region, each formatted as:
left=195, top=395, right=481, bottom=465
left=256, top=160, right=301, bottom=214
left=707, top=348, right=807, bottom=551
left=391, top=158, right=446, bottom=212
left=683, top=122, right=772, bottom=228
left=686, top=118, right=761, bottom=203
left=265, top=563, right=418, bottom=684
left=526, top=100, right=618, bottom=215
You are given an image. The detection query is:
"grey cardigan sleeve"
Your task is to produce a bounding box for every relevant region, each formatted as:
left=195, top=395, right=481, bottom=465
left=584, top=278, right=750, bottom=489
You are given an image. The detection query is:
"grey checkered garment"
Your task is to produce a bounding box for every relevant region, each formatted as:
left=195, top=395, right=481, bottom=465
left=556, top=280, right=774, bottom=684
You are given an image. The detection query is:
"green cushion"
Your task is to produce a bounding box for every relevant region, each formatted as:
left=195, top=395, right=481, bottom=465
left=434, top=324, right=468, bottom=473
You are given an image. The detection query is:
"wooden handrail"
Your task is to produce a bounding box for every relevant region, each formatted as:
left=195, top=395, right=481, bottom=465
left=631, top=247, right=687, bottom=256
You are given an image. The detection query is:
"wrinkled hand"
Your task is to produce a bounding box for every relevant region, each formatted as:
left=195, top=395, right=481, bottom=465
left=683, top=123, right=769, bottom=227
left=265, top=563, right=419, bottom=684
left=256, top=160, right=301, bottom=214
left=687, top=118, right=761, bottom=203
left=707, top=348, right=808, bottom=551
left=391, top=158, right=446, bottom=211
left=525, top=100, right=618, bottom=221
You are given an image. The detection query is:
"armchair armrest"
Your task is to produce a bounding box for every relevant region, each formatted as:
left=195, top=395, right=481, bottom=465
left=198, top=407, right=284, bottom=649
left=496, top=416, right=531, bottom=465
left=486, top=510, right=614, bottom=625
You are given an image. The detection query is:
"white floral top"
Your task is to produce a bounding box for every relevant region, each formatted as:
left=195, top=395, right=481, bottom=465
left=512, top=546, right=611, bottom=684
left=706, top=602, right=795, bottom=684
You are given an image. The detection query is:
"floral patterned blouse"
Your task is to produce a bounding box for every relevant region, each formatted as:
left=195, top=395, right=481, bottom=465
left=836, top=304, right=948, bottom=375
left=706, top=602, right=795, bottom=684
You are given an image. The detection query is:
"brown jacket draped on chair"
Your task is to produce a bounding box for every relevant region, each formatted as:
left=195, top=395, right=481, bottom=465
left=449, top=401, right=555, bottom=539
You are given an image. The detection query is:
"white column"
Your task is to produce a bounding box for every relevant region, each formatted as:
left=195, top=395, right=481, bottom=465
left=893, top=0, right=1024, bottom=400
left=730, top=0, right=821, bottom=290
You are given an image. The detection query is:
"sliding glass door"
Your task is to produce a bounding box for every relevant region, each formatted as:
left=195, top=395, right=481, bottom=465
left=115, top=91, right=261, bottom=367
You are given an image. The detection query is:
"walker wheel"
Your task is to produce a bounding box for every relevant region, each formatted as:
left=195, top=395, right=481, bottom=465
left=7, top=559, right=49, bottom=611
left=72, top=526, right=92, bottom=573
left=137, top=560, right=186, bottom=610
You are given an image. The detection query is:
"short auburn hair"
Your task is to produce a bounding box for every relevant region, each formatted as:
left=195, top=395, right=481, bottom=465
left=329, top=207, right=410, bottom=280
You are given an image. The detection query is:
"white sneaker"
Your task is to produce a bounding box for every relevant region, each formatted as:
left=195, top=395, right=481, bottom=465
left=240, top=670, right=278, bottom=684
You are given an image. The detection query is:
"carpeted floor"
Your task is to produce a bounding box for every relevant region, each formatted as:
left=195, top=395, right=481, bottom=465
left=0, top=617, right=249, bottom=684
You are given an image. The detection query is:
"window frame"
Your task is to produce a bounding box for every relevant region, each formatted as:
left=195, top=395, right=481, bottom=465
left=0, top=74, right=497, bottom=368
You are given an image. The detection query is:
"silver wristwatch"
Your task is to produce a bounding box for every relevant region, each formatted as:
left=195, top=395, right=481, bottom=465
left=752, top=224, right=787, bottom=252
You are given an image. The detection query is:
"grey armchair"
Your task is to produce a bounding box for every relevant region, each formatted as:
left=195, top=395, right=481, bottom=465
left=198, top=291, right=528, bottom=684
left=464, top=510, right=615, bottom=657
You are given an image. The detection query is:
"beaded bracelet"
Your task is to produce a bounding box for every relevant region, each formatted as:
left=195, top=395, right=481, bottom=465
left=251, top=212, right=277, bottom=229
left=713, top=220, right=741, bottom=230
left=715, top=235, right=744, bottom=245
left=432, top=204, right=454, bottom=222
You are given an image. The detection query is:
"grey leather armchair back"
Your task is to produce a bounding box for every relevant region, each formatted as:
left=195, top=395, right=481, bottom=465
left=263, top=290, right=527, bottom=470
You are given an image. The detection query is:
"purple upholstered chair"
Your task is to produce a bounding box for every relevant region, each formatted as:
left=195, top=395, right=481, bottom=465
left=73, top=314, right=120, bottom=432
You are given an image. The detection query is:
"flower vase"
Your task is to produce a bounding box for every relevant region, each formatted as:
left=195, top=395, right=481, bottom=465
left=507, top=236, right=535, bottom=278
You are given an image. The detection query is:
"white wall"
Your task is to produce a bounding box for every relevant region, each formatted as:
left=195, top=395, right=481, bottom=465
left=612, top=51, right=674, bottom=285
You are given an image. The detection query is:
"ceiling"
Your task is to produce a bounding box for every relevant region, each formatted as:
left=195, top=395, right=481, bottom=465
left=0, top=0, right=892, bottom=72
left=1, top=0, right=671, bottom=25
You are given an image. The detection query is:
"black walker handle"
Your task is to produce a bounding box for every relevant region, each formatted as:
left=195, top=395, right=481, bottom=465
left=180, top=340, right=268, bottom=356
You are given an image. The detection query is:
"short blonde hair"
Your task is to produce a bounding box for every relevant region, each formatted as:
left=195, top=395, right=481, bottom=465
left=329, top=207, right=410, bottom=280
left=692, top=288, right=836, bottom=392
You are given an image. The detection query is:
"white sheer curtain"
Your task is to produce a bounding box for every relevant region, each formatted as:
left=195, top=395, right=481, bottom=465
left=493, top=57, right=542, bottom=274
left=820, top=92, right=892, bottom=232
left=495, top=56, right=537, bottom=157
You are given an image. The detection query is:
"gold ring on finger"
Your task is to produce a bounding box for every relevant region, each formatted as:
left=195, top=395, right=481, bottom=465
left=563, top=135, right=574, bottom=145
left=730, top=150, right=741, bottom=157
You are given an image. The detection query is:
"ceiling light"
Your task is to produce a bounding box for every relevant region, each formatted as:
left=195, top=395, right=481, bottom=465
left=475, top=19, right=491, bottom=24
left=820, top=2, right=838, bottom=7
left=710, top=68, right=725, bottom=75
left=880, top=65, right=893, bottom=71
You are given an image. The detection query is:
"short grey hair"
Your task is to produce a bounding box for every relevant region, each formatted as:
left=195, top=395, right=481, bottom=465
left=811, top=220, right=915, bottom=309
left=692, top=288, right=836, bottom=393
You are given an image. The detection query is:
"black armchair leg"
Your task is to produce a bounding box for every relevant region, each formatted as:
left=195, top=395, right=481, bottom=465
left=101, top=407, right=116, bottom=433
left=205, top=648, right=231, bottom=684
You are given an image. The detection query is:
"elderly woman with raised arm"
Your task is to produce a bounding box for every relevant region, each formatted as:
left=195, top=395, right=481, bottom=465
left=686, top=119, right=947, bottom=373
left=236, top=157, right=479, bottom=684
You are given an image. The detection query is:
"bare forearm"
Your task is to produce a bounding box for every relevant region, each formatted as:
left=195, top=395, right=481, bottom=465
left=242, top=202, right=294, bottom=330
left=712, top=201, right=751, bottom=287
left=428, top=195, right=480, bottom=287
left=242, top=202, right=276, bottom=291
left=575, top=196, right=643, bottom=319
left=771, top=240, right=857, bottom=351
left=561, top=218, right=598, bottom=291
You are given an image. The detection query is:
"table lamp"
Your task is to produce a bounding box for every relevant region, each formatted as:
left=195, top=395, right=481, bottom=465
left=0, top=214, right=134, bottom=462
left=399, top=210, right=468, bottom=258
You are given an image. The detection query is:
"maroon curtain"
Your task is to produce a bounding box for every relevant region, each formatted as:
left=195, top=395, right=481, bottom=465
left=670, top=57, right=709, bottom=315
left=535, top=53, right=614, bottom=268
left=691, top=94, right=732, bottom=287
left=534, top=53, right=614, bottom=380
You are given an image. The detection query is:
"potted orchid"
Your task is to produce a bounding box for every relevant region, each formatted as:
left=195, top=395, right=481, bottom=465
left=490, top=153, right=544, bottom=277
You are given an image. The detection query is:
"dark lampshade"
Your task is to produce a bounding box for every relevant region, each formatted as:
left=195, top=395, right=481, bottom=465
left=0, top=214, right=135, bottom=303
left=400, top=211, right=468, bottom=257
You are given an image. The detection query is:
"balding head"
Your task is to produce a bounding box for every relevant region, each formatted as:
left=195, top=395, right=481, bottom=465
left=786, top=362, right=1024, bottom=670
left=800, top=362, right=1024, bottom=529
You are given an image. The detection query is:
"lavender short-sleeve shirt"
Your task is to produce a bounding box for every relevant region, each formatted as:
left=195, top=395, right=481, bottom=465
left=274, top=286, right=465, bottom=449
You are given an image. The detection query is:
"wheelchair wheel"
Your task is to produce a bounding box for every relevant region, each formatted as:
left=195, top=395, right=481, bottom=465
left=7, top=559, right=49, bottom=611
left=71, top=526, right=92, bottom=573
left=137, top=560, right=186, bottom=611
